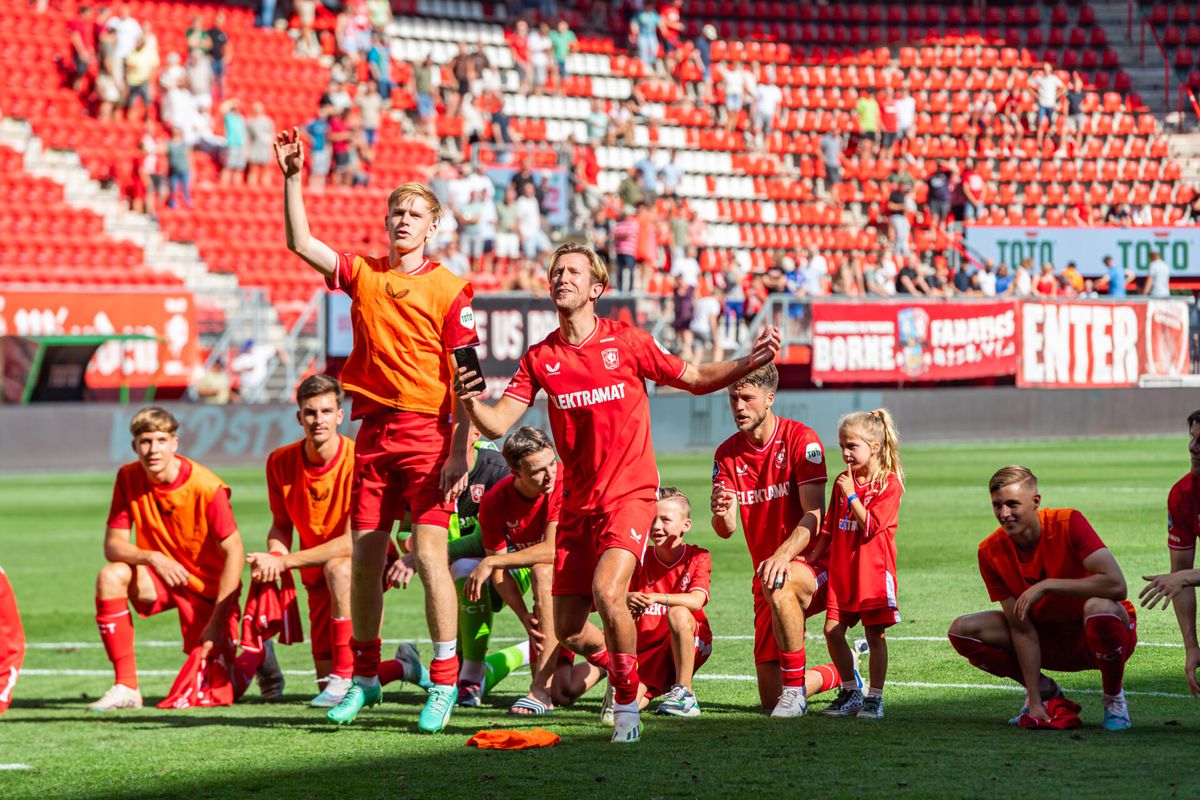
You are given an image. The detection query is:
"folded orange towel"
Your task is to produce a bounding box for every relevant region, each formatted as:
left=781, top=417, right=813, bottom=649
left=466, top=728, right=561, bottom=750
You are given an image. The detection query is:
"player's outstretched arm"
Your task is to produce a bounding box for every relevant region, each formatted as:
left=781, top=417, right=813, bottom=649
left=201, top=531, right=245, bottom=655
left=1000, top=595, right=1050, bottom=721
left=453, top=365, right=530, bottom=439
left=276, top=127, right=338, bottom=278
left=676, top=325, right=781, bottom=395
left=104, top=526, right=191, bottom=588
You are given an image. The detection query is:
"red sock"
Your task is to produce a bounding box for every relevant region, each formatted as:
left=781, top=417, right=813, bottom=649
left=378, top=659, right=405, bottom=686
left=1084, top=614, right=1129, bottom=695
left=430, top=656, right=459, bottom=687
left=330, top=618, right=353, bottom=680
left=585, top=649, right=610, bottom=672
left=811, top=663, right=841, bottom=695
left=948, top=633, right=1023, bottom=683
left=608, top=652, right=639, bottom=705
left=350, top=637, right=381, bottom=679
left=780, top=648, right=806, bottom=689
left=95, top=597, right=138, bottom=690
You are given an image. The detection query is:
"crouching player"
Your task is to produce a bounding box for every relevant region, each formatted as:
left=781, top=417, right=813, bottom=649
left=628, top=488, right=712, bottom=718
left=91, top=407, right=251, bottom=711
left=0, top=565, right=24, bottom=713
left=948, top=466, right=1136, bottom=731
left=711, top=364, right=844, bottom=717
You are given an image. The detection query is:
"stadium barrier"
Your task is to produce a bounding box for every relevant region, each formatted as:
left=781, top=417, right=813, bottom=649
left=964, top=227, right=1200, bottom=278
left=2, top=387, right=1195, bottom=473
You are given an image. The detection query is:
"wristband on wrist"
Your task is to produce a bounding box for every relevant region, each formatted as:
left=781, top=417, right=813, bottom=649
left=846, top=493, right=859, bottom=506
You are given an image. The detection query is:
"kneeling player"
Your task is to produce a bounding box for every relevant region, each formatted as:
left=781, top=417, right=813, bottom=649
left=628, top=488, right=712, bottom=718
left=711, top=364, right=844, bottom=717
left=0, top=565, right=24, bottom=713
left=948, top=466, right=1135, bottom=731
left=91, top=407, right=250, bottom=711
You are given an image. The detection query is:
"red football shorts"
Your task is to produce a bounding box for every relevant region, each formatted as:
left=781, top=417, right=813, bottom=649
left=553, top=496, right=656, bottom=597
left=638, top=615, right=712, bottom=700
left=1035, top=616, right=1138, bottom=672
left=753, top=560, right=827, bottom=665
left=131, top=566, right=239, bottom=655
left=0, top=568, right=25, bottom=713
left=826, top=588, right=902, bottom=629
left=352, top=409, right=453, bottom=531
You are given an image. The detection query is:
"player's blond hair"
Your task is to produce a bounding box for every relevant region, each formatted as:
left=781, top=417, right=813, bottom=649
left=130, top=406, right=179, bottom=437
left=387, top=182, right=443, bottom=224
left=657, top=486, right=692, bottom=518
left=989, top=465, right=1038, bottom=494
left=838, top=408, right=904, bottom=489
left=547, top=242, right=609, bottom=289
left=730, top=362, right=779, bottom=394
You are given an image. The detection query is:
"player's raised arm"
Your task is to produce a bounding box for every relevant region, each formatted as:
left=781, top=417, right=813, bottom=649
left=675, top=325, right=781, bottom=395
left=276, top=127, right=338, bottom=277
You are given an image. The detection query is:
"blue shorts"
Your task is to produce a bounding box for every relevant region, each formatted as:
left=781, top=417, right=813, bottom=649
left=417, top=93, right=435, bottom=118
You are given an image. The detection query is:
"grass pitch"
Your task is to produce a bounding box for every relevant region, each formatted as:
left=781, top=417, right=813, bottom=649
left=1, top=436, right=1198, bottom=799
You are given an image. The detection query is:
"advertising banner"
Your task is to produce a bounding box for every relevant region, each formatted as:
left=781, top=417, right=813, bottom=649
left=965, top=226, right=1200, bottom=278
left=1018, top=299, right=1191, bottom=388
left=810, top=300, right=1020, bottom=383
left=0, top=289, right=197, bottom=389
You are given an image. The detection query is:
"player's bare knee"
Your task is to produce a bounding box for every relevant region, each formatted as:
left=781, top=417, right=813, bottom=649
left=96, top=561, right=133, bottom=595
left=947, top=614, right=974, bottom=638
left=1082, top=597, right=1123, bottom=618
left=324, top=556, right=351, bottom=586
left=667, top=605, right=695, bottom=634
left=824, top=617, right=846, bottom=637
left=864, top=625, right=887, bottom=643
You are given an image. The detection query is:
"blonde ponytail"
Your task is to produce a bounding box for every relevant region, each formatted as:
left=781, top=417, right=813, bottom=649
left=837, top=408, right=905, bottom=489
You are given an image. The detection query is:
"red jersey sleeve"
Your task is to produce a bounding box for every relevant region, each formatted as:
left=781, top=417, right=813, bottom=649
left=686, top=548, right=712, bottom=604
left=441, top=284, right=481, bottom=352
left=627, top=327, right=687, bottom=388
left=107, top=477, right=132, bottom=529
left=265, top=459, right=295, bottom=539
left=325, top=252, right=356, bottom=293
left=790, top=425, right=828, bottom=486
left=978, top=547, right=1013, bottom=602
left=478, top=491, right=504, bottom=553
left=1168, top=479, right=1196, bottom=550
left=502, top=351, right=540, bottom=405
left=1066, top=510, right=1105, bottom=561
left=861, top=477, right=903, bottom=539
left=206, top=488, right=238, bottom=541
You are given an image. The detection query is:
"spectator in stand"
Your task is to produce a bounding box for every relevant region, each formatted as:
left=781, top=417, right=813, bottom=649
left=635, top=147, right=660, bottom=198
left=295, top=0, right=319, bottom=56
left=106, top=4, right=143, bottom=92
left=1131, top=204, right=1153, bottom=227
left=1064, top=73, right=1086, bottom=150
left=694, top=24, right=717, bottom=96
left=187, top=47, right=214, bottom=114
left=691, top=286, right=724, bottom=361
left=820, top=131, right=842, bottom=196
left=208, top=12, right=230, bottom=102
left=586, top=99, right=608, bottom=142
left=1144, top=251, right=1171, bottom=297
left=303, top=105, right=332, bottom=188
left=856, top=91, right=880, bottom=149
left=801, top=247, right=828, bottom=297
left=894, top=88, right=916, bottom=147
left=530, top=22, right=555, bottom=91
left=887, top=182, right=913, bottom=256
left=244, top=102, right=275, bottom=187
left=631, top=5, right=661, bottom=72
left=977, top=259, right=998, bottom=296
left=722, top=62, right=754, bottom=132
left=122, top=30, right=158, bottom=117
left=458, top=187, right=494, bottom=271
left=320, top=79, right=352, bottom=113
left=447, top=43, right=473, bottom=116
left=671, top=274, right=696, bottom=359
left=356, top=80, right=383, bottom=149
left=366, top=0, right=392, bottom=31
left=867, top=253, right=898, bottom=296
left=1061, top=261, right=1085, bottom=293
left=494, top=183, right=521, bottom=264
left=957, top=159, right=985, bottom=221
left=618, top=165, right=644, bottom=209
left=830, top=256, right=866, bottom=296
left=659, top=0, right=684, bottom=71
left=926, top=162, right=953, bottom=226
left=1097, top=255, right=1134, bottom=297
left=516, top=180, right=551, bottom=261
left=753, top=71, right=782, bottom=138
left=366, top=34, right=392, bottom=102
left=158, top=51, right=185, bottom=94
left=68, top=6, right=97, bottom=93
left=508, top=20, right=532, bottom=96
left=608, top=98, right=636, bottom=145
left=1033, top=262, right=1059, bottom=296
left=185, top=14, right=210, bottom=52
left=928, top=259, right=954, bottom=297
left=878, top=89, right=898, bottom=155
left=895, top=255, right=930, bottom=296
left=328, top=107, right=353, bottom=186
left=1106, top=203, right=1132, bottom=225
left=165, top=125, right=192, bottom=209
left=1008, top=258, right=1034, bottom=297
left=219, top=98, right=247, bottom=185
left=611, top=207, right=639, bottom=293
left=412, top=55, right=439, bottom=137
left=550, top=19, right=576, bottom=81
left=1031, top=62, right=1064, bottom=148
left=510, top=162, right=542, bottom=206
left=258, top=0, right=277, bottom=29
left=994, top=262, right=1013, bottom=295
left=659, top=149, right=683, bottom=197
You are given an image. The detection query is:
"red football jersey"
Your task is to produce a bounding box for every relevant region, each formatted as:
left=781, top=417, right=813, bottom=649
left=1168, top=472, right=1198, bottom=550
left=503, top=317, right=686, bottom=513
left=478, top=463, right=563, bottom=552
left=633, top=544, right=711, bottom=651
left=713, top=416, right=828, bottom=569
left=823, top=471, right=903, bottom=612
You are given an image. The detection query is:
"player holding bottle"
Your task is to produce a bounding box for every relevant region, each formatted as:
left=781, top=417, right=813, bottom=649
left=949, top=466, right=1136, bottom=731
left=454, top=242, right=780, bottom=743
left=711, top=363, right=846, bottom=718
left=820, top=410, right=905, bottom=720
left=627, top=488, right=712, bottom=718
left=276, top=129, right=478, bottom=732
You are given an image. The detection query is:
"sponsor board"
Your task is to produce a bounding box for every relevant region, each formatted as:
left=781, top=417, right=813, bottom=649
left=965, top=226, right=1200, bottom=278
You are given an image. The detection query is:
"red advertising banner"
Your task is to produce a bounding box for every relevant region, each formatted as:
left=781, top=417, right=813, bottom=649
left=811, top=301, right=1020, bottom=383
left=0, top=289, right=197, bottom=389
left=1018, top=299, right=1190, bottom=388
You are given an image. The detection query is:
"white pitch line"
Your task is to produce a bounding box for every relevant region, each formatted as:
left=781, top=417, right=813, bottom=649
left=0, top=764, right=32, bottom=771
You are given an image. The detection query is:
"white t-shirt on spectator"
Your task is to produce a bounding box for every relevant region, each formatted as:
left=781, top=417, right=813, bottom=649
left=977, top=269, right=997, bottom=296
left=723, top=68, right=748, bottom=97
left=690, top=295, right=723, bottom=336
left=1035, top=74, right=1064, bottom=108
left=895, top=96, right=916, bottom=131
left=107, top=15, right=143, bottom=60
left=804, top=254, right=828, bottom=296
left=476, top=198, right=498, bottom=239
left=528, top=31, right=551, bottom=67
left=873, top=257, right=898, bottom=296
left=1014, top=266, right=1033, bottom=296
left=1148, top=256, right=1171, bottom=297
left=515, top=195, right=542, bottom=238
left=755, top=83, right=782, bottom=117
left=671, top=256, right=701, bottom=287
